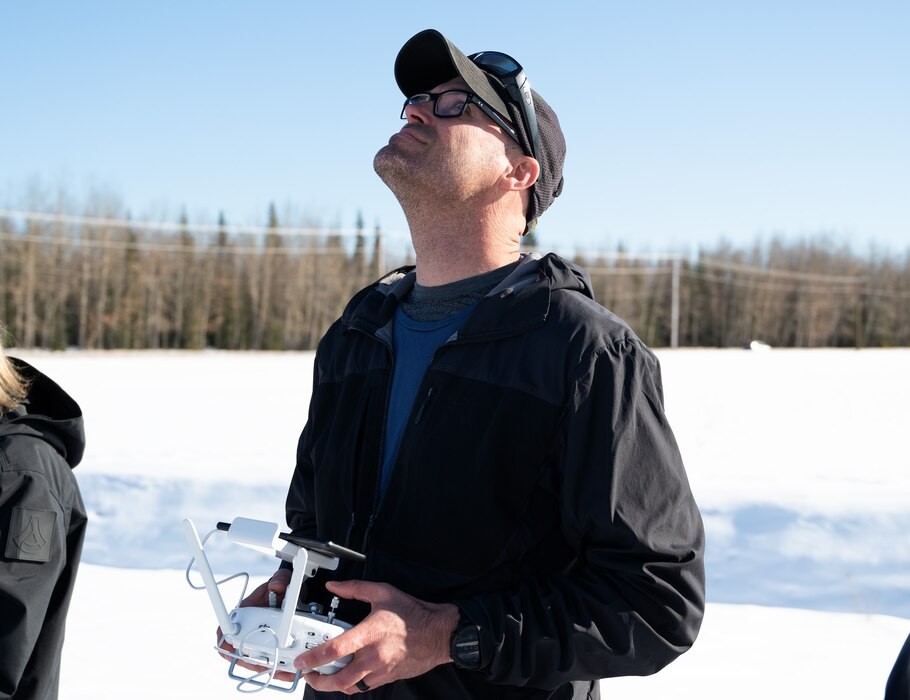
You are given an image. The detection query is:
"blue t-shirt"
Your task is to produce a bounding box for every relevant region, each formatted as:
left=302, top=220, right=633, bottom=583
left=378, top=303, right=477, bottom=497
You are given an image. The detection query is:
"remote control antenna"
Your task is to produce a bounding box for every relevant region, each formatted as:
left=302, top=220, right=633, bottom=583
left=327, top=596, right=340, bottom=624
left=183, top=519, right=239, bottom=636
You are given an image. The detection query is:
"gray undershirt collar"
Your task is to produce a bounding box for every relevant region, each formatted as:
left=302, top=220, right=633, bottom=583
left=399, top=259, right=522, bottom=322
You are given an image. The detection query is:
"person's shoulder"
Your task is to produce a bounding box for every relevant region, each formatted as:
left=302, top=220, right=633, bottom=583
left=548, top=296, right=657, bottom=378
left=0, top=426, right=68, bottom=476
left=0, top=430, right=83, bottom=520
left=533, top=253, right=656, bottom=361
left=544, top=285, right=640, bottom=347
left=550, top=286, right=633, bottom=335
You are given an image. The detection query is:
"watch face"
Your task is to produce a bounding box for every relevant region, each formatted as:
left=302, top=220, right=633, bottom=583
left=452, top=625, right=482, bottom=670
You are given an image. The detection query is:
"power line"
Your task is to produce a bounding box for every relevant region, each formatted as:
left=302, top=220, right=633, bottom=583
left=568, top=249, right=683, bottom=263
left=0, top=208, right=391, bottom=239
left=683, top=268, right=861, bottom=296
left=586, top=266, right=674, bottom=276
left=696, top=257, right=863, bottom=285
left=0, top=231, right=356, bottom=256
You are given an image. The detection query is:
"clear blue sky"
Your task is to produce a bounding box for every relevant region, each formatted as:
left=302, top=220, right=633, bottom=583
left=2, top=1, right=907, bottom=256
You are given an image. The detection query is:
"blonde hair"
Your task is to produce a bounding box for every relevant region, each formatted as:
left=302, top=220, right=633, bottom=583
left=0, top=327, right=29, bottom=413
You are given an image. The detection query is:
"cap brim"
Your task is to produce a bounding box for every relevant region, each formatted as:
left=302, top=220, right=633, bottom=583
left=394, top=29, right=511, bottom=119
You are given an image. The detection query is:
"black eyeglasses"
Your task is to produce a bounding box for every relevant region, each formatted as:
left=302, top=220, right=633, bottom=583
left=400, top=90, right=520, bottom=146
left=468, top=51, right=542, bottom=164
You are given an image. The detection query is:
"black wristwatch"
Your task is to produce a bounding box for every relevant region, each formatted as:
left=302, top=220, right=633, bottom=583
left=450, top=616, right=484, bottom=670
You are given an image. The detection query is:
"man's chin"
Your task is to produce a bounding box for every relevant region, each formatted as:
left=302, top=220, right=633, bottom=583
left=373, top=144, right=415, bottom=188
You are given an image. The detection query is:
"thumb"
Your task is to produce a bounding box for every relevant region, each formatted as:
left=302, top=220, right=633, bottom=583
left=325, top=579, right=389, bottom=604
left=324, top=579, right=353, bottom=596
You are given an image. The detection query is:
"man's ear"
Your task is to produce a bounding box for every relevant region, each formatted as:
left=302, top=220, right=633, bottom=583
left=504, top=156, right=540, bottom=193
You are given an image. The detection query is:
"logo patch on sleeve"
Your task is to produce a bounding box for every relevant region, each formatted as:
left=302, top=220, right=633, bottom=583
left=5, top=507, right=56, bottom=562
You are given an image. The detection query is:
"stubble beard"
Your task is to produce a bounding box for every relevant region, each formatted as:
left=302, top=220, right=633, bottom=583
left=373, top=139, right=464, bottom=218
left=373, top=138, right=486, bottom=216
left=373, top=142, right=420, bottom=208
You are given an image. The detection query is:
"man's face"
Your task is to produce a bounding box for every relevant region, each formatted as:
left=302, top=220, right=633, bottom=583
left=374, top=76, right=518, bottom=207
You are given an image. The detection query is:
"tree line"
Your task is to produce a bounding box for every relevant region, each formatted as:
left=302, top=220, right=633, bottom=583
left=1, top=206, right=385, bottom=351
left=1, top=208, right=908, bottom=350
left=581, top=240, right=908, bottom=348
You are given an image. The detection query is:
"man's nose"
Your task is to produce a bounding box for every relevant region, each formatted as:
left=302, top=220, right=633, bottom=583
left=403, top=101, right=434, bottom=124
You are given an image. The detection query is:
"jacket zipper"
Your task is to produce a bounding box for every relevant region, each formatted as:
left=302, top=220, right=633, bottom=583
left=347, top=322, right=394, bottom=556
left=362, top=383, right=436, bottom=554
left=343, top=512, right=356, bottom=549
left=365, top=369, right=393, bottom=551
left=413, top=386, right=434, bottom=425
left=363, top=514, right=378, bottom=552
left=363, top=380, right=435, bottom=554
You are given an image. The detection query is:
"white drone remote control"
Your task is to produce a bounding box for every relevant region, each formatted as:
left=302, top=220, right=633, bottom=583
left=183, top=517, right=365, bottom=693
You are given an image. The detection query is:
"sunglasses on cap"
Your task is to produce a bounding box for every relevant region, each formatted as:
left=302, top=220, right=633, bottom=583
left=468, top=51, right=542, bottom=164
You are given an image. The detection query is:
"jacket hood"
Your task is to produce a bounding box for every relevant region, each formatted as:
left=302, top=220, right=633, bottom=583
left=0, top=358, right=85, bottom=468
left=515, top=252, right=594, bottom=298
left=342, top=252, right=596, bottom=341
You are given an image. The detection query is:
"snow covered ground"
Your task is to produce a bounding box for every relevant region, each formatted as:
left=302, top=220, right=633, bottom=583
left=13, top=348, right=910, bottom=699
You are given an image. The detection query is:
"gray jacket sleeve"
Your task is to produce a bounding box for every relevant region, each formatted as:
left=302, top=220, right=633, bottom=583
left=0, top=469, right=68, bottom=698
left=457, top=339, right=706, bottom=686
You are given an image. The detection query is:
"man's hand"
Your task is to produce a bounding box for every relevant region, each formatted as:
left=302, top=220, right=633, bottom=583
left=215, top=568, right=297, bottom=682
left=294, top=580, right=460, bottom=694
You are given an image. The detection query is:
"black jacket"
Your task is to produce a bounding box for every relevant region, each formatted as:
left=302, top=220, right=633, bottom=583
left=886, top=632, right=910, bottom=699
left=287, top=254, right=705, bottom=699
left=0, top=359, right=86, bottom=700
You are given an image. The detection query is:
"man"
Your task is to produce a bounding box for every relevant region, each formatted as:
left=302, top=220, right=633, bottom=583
left=229, top=28, right=705, bottom=698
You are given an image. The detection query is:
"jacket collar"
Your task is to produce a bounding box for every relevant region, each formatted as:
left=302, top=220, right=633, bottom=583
left=341, top=253, right=594, bottom=344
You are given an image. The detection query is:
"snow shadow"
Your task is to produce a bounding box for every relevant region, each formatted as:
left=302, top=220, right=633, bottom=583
left=76, top=473, right=289, bottom=575
left=703, top=505, right=910, bottom=618
left=75, top=474, right=910, bottom=618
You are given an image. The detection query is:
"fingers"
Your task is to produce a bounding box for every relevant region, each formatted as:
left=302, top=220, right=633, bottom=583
left=269, top=568, right=292, bottom=592
left=238, top=581, right=271, bottom=608
left=289, top=581, right=379, bottom=692
left=293, top=612, right=395, bottom=693
left=267, top=568, right=292, bottom=607
left=326, top=578, right=394, bottom=606
left=303, top=669, right=375, bottom=695
left=299, top=645, right=380, bottom=695
left=294, top=626, right=365, bottom=673
left=238, top=569, right=290, bottom=608
left=291, top=582, right=455, bottom=693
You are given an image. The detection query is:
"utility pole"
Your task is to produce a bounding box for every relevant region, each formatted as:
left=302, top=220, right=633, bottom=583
left=671, top=256, right=681, bottom=348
